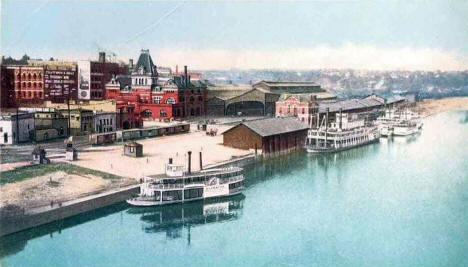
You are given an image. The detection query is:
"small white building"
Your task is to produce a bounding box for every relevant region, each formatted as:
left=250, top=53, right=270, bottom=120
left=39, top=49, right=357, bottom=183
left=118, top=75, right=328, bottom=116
left=93, top=111, right=116, bottom=133
left=0, top=113, right=35, bottom=145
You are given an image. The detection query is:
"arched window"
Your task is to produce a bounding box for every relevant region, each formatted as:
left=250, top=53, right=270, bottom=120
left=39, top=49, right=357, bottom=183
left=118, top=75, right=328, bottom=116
left=22, top=73, right=26, bottom=79
left=28, top=91, right=32, bottom=98
left=38, top=73, right=42, bottom=79
left=22, top=82, right=26, bottom=88
left=33, top=82, right=37, bottom=88
left=166, top=98, right=175, bottom=104
left=159, top=109, right=167, bottom=117
left=33, top=73, right=37, bottom=79
left=28, top=82, right=31, bottom=88
left=142, top=110, right=152, bottom=117
left=28, top=73, right=32, bottom=79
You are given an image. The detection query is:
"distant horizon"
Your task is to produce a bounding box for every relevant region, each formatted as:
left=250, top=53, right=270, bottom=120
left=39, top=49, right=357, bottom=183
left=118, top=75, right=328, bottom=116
left=2, top=1, right=468, bottom=71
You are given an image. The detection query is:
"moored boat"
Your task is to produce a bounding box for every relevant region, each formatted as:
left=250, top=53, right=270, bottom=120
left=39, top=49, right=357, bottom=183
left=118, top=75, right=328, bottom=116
left=306, top=111, right=380, bottom=153
left=127, top=159, right=244, bottom=207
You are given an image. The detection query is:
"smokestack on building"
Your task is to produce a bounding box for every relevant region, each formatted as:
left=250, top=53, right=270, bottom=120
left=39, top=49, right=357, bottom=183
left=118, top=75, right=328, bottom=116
left=99, top=52, right=106, bottom=63
left=184, top=65, right=188, bottom=87
left=129, top=59, right=134, bottom=69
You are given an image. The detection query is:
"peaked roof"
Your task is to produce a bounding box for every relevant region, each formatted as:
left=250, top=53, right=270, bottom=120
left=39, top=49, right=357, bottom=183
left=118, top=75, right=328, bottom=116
left=133, top=49, right=156, bottom=76
left=225, top=117, right=309, bottom=137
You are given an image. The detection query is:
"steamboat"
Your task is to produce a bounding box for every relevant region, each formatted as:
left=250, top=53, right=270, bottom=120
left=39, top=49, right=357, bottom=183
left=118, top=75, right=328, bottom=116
left=127, top=156, right=244, bottom=207
left=306, top=109, right=379, bottom=153
left=376, top=109, right=423, bottom=137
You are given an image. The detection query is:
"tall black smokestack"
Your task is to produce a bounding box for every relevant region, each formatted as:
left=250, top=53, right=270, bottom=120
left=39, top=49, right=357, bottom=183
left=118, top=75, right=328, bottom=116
left=169, top=158, right=173, bottom=164
left=187, top=151, right=192, bottom=174
left=99, top=52, right=106, bottom=63
left=199, top=151, right=203, bottom=170
left=184, top=65, right=188, bottom=87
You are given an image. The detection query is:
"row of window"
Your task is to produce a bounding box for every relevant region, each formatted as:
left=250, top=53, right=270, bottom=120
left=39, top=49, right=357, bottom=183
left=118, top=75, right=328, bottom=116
left=98, top=118, right=113, bottom=125
left=17, top=73, right=42, bottom=80
left=278, top=106, right=309, bottom=115
left=16, top=82, right=43, bottom=89
left=15, top=91, right=43, bottom=98
left=229, top=181, right=243, bottom=190
left=91, top=91, right=103, bottom=98
left=153, top=97, right=175, bottom=104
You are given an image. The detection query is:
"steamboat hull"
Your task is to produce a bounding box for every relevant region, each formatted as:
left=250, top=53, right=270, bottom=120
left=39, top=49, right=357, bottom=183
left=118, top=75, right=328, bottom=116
left=306, top=137, right=379, bottom=154
left=127, top=189, right=244, bottom=207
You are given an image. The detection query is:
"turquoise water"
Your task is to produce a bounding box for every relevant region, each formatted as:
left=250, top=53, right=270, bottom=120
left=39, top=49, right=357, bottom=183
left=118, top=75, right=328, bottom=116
left=1, top=111, right=468, bottom=267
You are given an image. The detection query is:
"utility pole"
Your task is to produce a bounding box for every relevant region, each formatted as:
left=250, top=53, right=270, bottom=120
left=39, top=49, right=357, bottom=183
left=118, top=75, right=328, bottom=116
left=16, top=66, right=22, bottom=144
left=67, top=94, right=71, bottom=138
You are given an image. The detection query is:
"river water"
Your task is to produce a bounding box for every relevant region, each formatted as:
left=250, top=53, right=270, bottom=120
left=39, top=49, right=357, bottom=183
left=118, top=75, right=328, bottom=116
left=1, top=111, right=467, bottom=267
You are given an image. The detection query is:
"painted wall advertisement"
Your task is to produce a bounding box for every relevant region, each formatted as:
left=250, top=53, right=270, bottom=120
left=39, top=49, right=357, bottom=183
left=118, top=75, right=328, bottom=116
left=43, top=65, right=77, bottom=102
left=77, top=60, right=91, bottom=100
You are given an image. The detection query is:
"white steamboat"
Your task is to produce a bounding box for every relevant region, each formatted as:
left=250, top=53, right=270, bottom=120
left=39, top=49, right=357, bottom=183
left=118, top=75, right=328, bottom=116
left=377, top=109, right=423, bottom=137
left=306, top=111, right=379, bottom=153
left=127, top=158, right=244, bottom=207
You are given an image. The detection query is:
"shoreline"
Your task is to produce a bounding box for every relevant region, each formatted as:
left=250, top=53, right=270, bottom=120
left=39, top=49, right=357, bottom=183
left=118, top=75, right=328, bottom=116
left=0, top=153, right=259, bottom=237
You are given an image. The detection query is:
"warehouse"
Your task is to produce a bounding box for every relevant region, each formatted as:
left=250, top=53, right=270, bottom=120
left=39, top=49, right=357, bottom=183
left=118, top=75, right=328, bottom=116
left=222, top=117, right=309, bottom=155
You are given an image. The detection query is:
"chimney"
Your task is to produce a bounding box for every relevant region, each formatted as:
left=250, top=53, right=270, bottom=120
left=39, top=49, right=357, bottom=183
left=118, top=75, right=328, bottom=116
left=187, top=151, right=192, bottom=174
left=99, top=52, right=106, bottom=63
left=168, top=158, right=173, bottom=164
left=184, top=65, right=188, bottom=87
left=176, top=65, right=178, bottom=75
left=129, top=59, right=133, bottom=69
left=188, top=75, right=191, bottom=86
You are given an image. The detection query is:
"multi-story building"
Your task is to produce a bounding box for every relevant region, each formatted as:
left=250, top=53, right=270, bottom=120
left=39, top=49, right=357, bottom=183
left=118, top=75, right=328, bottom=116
left=27, top=108, right=69, bottom=141
left=93, top=111, right=116, bottom=133
left=78, top=52, right=128, bottom=101
left=28, top=60, right=78, bottom=103
left=105, top=49, right=207, bottom=121
left=1, top=65, right=45, bottom=106
left=275, top=92, right=336, bottom=125
left=59, top=108, right=93, bottom=136
left=0, top=113, right=35, bottom=144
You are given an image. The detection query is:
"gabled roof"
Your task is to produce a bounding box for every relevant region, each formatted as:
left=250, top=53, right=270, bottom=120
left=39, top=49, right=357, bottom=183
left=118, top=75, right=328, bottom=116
left=224, top=117, right=309, bottom=137
left=318, top=98, right=384, bottom=113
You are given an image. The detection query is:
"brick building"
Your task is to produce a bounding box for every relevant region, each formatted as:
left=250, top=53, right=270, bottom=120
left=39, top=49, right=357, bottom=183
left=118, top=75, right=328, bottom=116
left=105, top=49, right=207, bottom=121
left=275, top=92, right=336, bottom=125
left=222, top=117, right=309, bottom=155
left=1, top=65, right=45, bottom=106
left=78, top=52, right=127, bottom=101
left=29, top=60, right=78, bottom=103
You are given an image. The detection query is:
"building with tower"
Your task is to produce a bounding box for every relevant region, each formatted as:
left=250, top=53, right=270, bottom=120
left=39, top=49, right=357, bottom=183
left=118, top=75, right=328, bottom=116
left=105, top=49, right=207, bottom=122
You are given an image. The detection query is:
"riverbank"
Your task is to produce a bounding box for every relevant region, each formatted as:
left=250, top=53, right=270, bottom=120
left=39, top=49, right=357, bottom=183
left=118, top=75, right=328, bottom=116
left=415, top=97, right=468, bottom=116
left=0, top=153, right=259, bottom=237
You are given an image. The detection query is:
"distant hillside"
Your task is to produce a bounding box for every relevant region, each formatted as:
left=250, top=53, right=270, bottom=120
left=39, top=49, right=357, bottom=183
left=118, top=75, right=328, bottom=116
left=201, top=69, right=468, bottom=99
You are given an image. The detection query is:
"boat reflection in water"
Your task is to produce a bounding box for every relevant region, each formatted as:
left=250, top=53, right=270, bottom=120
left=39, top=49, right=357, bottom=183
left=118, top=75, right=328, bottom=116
left=127, top=194, right=245, bottom=242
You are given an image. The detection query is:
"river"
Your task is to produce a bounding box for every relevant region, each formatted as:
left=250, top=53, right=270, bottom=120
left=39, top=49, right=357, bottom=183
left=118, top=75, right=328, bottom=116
left=1, top=111, right=467, bottom=267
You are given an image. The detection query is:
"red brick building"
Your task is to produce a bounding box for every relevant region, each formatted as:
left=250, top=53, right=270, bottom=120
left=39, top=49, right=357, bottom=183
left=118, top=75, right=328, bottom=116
left=275, top=92, right=336, bottom=126
left=78, top=52, right=128, bottom=101
left=0, top=65, right=45, bottom=107
left=105, top=49, right=206, bottom=121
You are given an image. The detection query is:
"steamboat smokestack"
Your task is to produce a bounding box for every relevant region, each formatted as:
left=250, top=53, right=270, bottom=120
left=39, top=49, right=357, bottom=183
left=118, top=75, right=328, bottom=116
left=187, top=151, right=192, bottom=174
left=169, top=158, right=173, bottom=164
left=199, top=151, right=203, bottom=170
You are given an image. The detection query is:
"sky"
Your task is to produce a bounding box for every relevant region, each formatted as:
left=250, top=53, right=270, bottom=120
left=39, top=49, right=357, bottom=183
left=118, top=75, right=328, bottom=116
left=1, top=0, right=468, bottom=71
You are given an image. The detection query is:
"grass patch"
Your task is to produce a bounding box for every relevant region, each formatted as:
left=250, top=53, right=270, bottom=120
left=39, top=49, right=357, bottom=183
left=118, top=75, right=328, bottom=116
left=0, top=163, right=122, bottom=185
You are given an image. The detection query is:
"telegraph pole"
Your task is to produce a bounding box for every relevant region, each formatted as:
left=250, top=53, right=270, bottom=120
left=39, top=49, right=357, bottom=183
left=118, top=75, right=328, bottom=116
left=16, top=66, right=22, bottom=144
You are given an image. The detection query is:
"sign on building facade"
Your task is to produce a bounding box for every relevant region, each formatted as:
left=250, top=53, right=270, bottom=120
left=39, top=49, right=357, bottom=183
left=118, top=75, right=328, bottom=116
left=44, top=65, right=77, bottom=102
left=77, top=60, right=91, bottom=100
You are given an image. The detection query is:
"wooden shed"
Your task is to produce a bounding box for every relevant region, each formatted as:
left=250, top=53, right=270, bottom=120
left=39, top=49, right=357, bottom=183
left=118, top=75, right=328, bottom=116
left=124, top=142, right=143, bottom=158
left=222, top=117, right=309, bottom=155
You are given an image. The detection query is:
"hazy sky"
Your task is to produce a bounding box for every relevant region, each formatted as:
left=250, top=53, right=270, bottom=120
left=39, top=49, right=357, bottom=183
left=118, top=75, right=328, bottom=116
left=2, top=0, right=468, bottom=70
